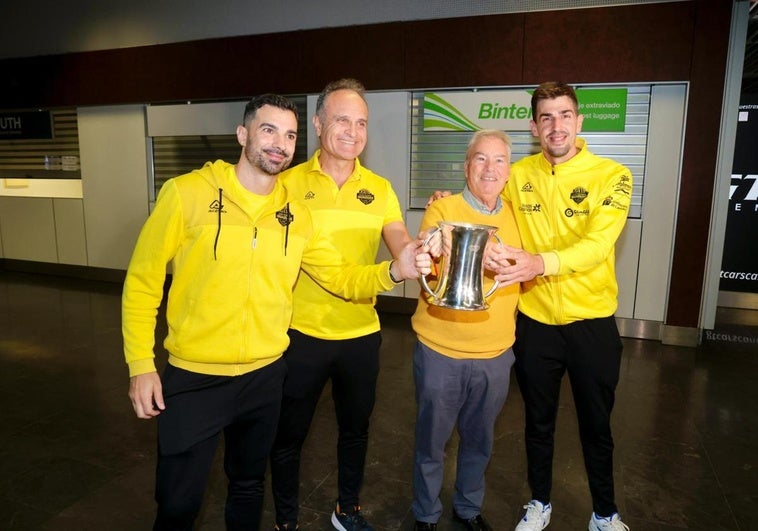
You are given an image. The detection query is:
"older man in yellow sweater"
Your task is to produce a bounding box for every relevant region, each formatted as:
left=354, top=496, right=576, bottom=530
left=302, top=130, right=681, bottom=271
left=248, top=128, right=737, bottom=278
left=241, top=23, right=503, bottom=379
left=411, top=129, right=521, bottom=531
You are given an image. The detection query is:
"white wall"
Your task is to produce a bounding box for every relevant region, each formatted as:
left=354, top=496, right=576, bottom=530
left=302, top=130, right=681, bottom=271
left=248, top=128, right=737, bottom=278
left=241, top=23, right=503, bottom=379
left=634, top=84, right=688, bottom=321
left=0, top=197, right=58, bottom=263
left=54, top=198, right=88, bottom=265
left=78, top=105, right=150, bottom=270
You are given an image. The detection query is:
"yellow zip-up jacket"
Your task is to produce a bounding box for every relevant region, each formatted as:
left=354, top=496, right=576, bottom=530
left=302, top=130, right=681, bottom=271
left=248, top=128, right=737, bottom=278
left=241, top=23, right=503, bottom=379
left=504, top=139, right=633, bottom=325
left=122, top=160, right=399, bottom=377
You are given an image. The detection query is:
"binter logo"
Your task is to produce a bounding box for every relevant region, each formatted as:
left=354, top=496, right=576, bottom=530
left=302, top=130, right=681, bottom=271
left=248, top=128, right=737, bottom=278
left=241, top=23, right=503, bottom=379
left=304, top=191, right=316, bottom=200
left=521, top=182, right=534, bottom=192
left=478, top=103, right=532, bottom=120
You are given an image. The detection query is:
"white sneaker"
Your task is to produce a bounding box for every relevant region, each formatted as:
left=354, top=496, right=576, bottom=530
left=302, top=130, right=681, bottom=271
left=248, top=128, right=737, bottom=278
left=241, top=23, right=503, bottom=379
left=515, top=500, right=552, bottom=530
left=588, top=512, right=630, bottom=531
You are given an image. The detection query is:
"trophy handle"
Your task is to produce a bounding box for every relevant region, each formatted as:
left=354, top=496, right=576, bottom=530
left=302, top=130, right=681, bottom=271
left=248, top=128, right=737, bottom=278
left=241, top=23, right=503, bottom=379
left=483, top=233, right=502, bottom=299
left=419, top=227, right=442, bottom=300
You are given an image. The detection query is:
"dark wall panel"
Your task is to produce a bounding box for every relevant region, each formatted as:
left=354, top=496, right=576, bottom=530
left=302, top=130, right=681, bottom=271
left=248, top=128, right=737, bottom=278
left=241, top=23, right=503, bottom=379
left=522, top=3, right=694, bottom=84
left=0, top=3, right=705, bottom=108
left=403, top=14, right=525, bottom=89
left=667, top=0, right=732, bottom=327
left=298, top=23, right=406, bottom=93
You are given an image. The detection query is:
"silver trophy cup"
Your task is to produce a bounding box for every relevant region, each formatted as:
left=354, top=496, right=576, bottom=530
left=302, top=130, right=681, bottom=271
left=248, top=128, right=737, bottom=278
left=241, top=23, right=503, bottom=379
left=420, top=221, right=500, bottom=311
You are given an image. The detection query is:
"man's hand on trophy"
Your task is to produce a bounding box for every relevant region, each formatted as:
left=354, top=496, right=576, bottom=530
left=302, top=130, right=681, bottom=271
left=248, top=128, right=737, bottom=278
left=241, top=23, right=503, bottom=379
left=488, top=245, right=545, bottom=287
left=417, top=228, right=443, bottom=258
left=414, top=237, right=434, bottom=277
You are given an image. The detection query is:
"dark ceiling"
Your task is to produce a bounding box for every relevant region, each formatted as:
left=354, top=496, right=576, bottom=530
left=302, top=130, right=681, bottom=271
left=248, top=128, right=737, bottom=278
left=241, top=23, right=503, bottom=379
left=743, top=2, right=758, bottom=94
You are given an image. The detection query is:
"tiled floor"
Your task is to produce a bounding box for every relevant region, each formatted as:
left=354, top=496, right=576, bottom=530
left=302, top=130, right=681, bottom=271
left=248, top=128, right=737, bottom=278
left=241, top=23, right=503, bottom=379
left=0, top=270, right=755, bottom=530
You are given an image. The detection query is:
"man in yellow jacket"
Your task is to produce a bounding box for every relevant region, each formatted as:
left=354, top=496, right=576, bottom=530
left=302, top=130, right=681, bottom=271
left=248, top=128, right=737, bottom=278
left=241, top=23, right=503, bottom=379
left=122, top=93, right=425, bottom=531
left=490, top=82, right=632, bottom=531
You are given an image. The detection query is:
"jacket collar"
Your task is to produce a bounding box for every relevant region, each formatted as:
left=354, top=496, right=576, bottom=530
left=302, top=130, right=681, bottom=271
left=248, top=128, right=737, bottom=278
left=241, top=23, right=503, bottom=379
left=538, top=137, right=590, bottom=173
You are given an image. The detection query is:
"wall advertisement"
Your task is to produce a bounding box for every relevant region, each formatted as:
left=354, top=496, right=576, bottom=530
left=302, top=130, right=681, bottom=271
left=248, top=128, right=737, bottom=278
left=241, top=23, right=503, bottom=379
left=423, top=88, right=627, bottom=132
left=719, top=96, right=758, bottom=294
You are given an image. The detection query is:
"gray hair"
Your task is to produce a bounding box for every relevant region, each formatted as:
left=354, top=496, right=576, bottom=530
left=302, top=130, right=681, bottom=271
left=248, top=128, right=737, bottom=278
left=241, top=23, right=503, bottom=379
left=465, top=129, right=512, bottom=163
left=315, top=78, right=367, bottom=120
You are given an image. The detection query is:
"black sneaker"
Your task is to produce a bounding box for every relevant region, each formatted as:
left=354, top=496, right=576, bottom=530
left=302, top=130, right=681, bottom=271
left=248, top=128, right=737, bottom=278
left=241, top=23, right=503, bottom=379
left=273, top=523, right=299, bottom=530
left=331, top=504, right=374, bottom=531
left=453, top=512, right=493, bottom=531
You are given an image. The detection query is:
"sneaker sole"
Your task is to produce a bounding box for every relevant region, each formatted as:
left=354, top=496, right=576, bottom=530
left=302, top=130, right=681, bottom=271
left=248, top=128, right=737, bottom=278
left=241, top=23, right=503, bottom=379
left=331, top=511, right=348, bottom=531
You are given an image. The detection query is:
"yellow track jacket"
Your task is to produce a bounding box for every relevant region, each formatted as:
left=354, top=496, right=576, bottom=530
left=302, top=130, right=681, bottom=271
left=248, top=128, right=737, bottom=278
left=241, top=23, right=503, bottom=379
left=504, top=138, right=632, bottom=325
left=122, top=160, right=399, bottom=377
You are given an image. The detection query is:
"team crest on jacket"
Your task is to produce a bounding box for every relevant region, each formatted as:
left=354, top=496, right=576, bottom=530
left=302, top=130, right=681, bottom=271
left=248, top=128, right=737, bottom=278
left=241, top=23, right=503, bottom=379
left=304, top=191, right=316, bottom=200
left=570, top=187, right=588, bottom=204
left=357, top=189, right=375, bottom=205
left=276, top=206, right=294, bottom=226
left=521, top=182, right=534, bottom=192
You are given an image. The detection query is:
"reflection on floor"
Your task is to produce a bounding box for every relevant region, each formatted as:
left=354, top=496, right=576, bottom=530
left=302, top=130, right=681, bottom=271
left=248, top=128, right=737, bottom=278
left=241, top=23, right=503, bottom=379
left=0, top=271, right=755, bottom=530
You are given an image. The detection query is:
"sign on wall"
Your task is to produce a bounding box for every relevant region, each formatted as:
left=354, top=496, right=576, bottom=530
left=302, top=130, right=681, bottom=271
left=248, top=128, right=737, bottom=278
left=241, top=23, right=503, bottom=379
left=423, top=88, right=627, bottom=132
left=720, top=97, right=758, bottom=294
left=0, top=111, right=53, bottom=139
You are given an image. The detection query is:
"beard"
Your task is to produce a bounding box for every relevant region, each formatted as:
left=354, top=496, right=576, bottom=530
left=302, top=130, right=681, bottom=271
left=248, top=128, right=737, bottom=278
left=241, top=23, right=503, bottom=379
left=245, top=145, right=292, bottom=175
left=546, top=143, right=572, bottom=160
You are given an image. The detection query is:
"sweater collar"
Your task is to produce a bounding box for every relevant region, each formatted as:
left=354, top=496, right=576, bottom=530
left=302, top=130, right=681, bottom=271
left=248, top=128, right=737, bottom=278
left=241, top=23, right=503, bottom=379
left=463, top=185, right=503, bottom=215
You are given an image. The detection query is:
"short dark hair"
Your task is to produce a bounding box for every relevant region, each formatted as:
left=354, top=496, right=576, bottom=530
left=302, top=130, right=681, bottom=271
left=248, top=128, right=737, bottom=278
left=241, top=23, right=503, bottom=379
left=315, top=78, right=366, bottom=120
left=531, top=82, right=579, bottom=119
left=243, top=94, right=298, bottom=126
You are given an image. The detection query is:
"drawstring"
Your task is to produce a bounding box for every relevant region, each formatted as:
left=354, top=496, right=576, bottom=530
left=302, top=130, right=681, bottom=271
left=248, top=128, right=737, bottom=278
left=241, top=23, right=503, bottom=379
left=213, top=188, right=223, bottom=260
left=214, top=197, right=291, bottom=259
left=284, top=202, right=290, bottom=256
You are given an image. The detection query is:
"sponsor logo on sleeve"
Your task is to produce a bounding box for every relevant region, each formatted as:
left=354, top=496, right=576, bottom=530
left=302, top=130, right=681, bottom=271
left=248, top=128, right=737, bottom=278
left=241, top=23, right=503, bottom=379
left=614, top=174, right=632, bottom=196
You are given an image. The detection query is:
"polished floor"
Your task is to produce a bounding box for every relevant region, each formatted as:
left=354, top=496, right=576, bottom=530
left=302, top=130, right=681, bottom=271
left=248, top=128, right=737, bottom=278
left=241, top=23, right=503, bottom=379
left=0, top=270, right=756, bottom=531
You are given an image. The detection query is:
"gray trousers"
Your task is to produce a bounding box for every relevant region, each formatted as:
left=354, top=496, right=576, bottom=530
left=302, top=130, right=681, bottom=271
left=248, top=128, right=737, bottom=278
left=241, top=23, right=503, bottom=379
left=411, top=340, right=515, bottom=523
